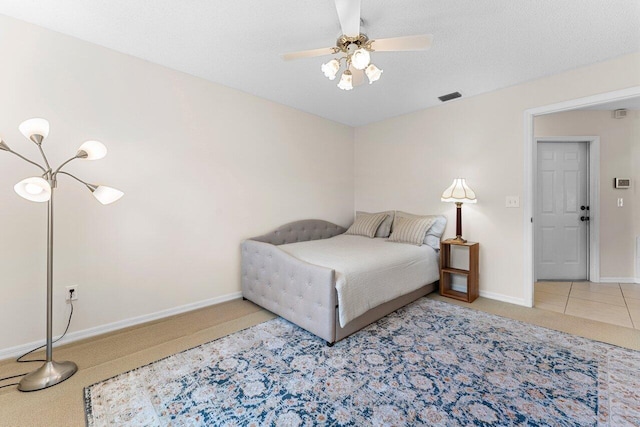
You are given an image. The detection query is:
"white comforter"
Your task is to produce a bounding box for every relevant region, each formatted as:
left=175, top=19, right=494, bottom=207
left=279, top=234, right=440, bottom=327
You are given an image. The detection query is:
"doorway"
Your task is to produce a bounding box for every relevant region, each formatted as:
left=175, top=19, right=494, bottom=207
left=522, top=86, right=640, bottom=307
left=535, top=140, right=590, bottom=281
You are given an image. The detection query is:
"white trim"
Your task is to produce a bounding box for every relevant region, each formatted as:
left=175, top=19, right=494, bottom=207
left=451, top=284, right=527, bottom=306
left=599, top=277, right=638, bottom=284
left=0, top=291, right=242, bottom=361
left=533, top=137, right=600, bottom=283
left=523, top=86, right=640, bottom=307
left=479, top=290, right=527, bottom=306
left=636, top=237, right=640, bottom=284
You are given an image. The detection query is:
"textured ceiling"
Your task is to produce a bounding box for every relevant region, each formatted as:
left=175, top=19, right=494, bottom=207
left=0, top=0, right=639, bottom=126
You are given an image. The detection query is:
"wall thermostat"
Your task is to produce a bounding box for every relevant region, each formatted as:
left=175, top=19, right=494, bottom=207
left=614, top=178, right=630, bottom=189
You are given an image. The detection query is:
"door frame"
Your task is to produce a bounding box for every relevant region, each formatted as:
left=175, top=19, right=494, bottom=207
left=522, top=86, right=640, bottom=307
left=533, top=137, right=600, bottom=283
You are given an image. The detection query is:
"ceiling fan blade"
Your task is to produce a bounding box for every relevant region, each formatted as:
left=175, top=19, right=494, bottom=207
left=281, top=47, right=336, bottom=61
left=335, top=0, right=361, bottom=37
left=371, top=34, right=433, bottom=52
left=349, top=65, right=365, bottom=86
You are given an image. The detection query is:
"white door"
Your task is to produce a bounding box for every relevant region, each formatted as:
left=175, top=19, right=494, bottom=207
left=535, top=142, right=589, bottom=280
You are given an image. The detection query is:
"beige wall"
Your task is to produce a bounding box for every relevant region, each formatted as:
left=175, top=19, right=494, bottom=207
left=535, top=110, right=640, bottom=279
left=0, top=16, right=354, bottom=353
left=1, top=14, right=639, bottom=355
left=355, top=53, right=640, bottom=304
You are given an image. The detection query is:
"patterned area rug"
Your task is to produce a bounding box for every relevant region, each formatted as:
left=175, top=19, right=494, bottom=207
left=84, top=298, right=640, bottom=426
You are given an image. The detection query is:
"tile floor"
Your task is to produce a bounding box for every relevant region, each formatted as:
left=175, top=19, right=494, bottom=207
left=534, top=281, right=640, bottom=329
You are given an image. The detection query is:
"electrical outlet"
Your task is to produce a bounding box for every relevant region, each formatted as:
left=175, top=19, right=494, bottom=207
left=65, top=285, right=78, bottom=302
left=505, top=196, right=520, bottom=208
left=617, top=198, right=624, bottom=207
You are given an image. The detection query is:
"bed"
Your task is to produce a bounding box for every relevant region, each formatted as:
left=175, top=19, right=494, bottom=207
left=241, top=213, right=444, bottom=344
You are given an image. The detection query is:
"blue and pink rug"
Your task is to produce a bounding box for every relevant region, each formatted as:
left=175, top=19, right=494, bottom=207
left=85, top=298, right=640, bottom=426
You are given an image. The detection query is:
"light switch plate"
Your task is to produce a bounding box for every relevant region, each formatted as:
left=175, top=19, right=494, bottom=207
left=506, top=196, right=520, bottom=208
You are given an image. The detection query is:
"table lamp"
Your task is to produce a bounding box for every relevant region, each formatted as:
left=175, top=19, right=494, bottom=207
left=441, top=178, right=476, bottom=243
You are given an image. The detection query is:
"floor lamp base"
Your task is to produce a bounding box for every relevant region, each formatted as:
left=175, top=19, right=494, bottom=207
left=18, top=360, right=78, bottom=392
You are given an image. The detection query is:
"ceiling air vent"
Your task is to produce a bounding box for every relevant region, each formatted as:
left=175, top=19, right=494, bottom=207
left=438, top=91, right=462, bottom=102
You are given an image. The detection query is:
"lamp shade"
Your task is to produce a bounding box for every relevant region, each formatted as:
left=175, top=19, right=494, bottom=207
left=365, top=64, right=383, bottom=84
left=321, top=59, right=340, bottom=80
left=441, top=178, right=477, bottom=203
left=77, top=140, right=107, bottom=160
left=337, top=70, right=353, bottom=90
left=14, top=177, right=52, bottom=202
left=91, top=185, right=124, bottom=205
left=351, top=48, right=370, bottom=70
left=19, top=118, right=50, bottom=141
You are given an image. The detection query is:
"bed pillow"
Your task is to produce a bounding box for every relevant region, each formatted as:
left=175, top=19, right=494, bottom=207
left=387, top=215, right=437, bottom=246
left=394, top=211, right=447, bottom=250
left=424, top=215, right=447, bottom=250
left=357, top=210, right=395, bottom=237
left=345, top=212, right=389, bottom=238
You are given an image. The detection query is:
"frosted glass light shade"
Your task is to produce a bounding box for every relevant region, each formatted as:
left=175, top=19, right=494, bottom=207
left=19, top=118, right=50, bottom=141
left=441, top=178, right=477, bottom=203
left=321, top=59, right=340, bottom=80
left=337, top=70, right=353, bottom=90
left=14, top=177, right=51, bottom=202
left=78, top=140, right=107, bottom=160
left=365, top=64, right=383, bottom=84
left=351, top=48, right=370, bottom=70
left=91, top=186, right=124, bottom=205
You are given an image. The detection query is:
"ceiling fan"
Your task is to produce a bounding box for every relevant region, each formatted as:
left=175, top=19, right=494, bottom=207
left=281, top=0, right=433, bottom=90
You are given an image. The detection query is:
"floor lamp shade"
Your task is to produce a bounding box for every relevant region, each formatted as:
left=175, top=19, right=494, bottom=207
left=14, top=177, right=52, bottom=202
left=19, top=118, right=50, bottom=141
left=441, top=178, right=477, bottom=243
left=77, top=140, right=107, bottom=160
left=91, top=185, right=124, bottom=205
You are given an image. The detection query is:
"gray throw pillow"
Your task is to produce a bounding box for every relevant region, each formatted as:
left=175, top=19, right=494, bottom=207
left=387, top=216, right=437, bottom=246
left=394, top=211, right=447, bottom=250
left=345, top=212, right=389, bottom=238
left=356, top=210, right=395, bottom=238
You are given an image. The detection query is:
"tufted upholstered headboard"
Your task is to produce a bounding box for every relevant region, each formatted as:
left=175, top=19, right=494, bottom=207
left=250, top=219, right=346, bottom=246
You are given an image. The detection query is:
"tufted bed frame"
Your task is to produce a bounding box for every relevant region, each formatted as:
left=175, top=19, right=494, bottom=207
left=241, top=219, right=437, bottom=345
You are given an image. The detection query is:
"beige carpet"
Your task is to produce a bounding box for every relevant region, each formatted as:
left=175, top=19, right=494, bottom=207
left=1, top=295, right=638, bottom=427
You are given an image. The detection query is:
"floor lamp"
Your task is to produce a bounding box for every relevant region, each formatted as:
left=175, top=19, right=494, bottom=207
left=1, top=118, right=124, bottom=392
left=441, top=178, right=477, bottom=243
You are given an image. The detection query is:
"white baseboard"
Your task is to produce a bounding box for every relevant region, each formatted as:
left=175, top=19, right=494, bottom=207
left=479, top=290, right=527, bottom=306
left=450, top=285, right=527, bottom=307
left=0, top=291, right=243, bottom=361
left=599, top=277, right=639, bottom=284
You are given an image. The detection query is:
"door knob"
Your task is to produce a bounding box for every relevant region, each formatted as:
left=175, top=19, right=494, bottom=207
left=580, top=216, right=590, bottom=222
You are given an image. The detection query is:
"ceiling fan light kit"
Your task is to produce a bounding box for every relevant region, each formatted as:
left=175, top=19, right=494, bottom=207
left=321, top=59, right=341, bottom=80
left=283, top=0, right=432, bottom=91
left=337, top=69, right=354, bottom=90
left=351, top=48, right=370, bottom=70
left=321, top=36, right=382, bottom=90
left=365, top=64, right=383, bottom=84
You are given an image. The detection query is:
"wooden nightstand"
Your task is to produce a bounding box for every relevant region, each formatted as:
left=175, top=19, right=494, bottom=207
left=440, top=239, right=479, bottom=303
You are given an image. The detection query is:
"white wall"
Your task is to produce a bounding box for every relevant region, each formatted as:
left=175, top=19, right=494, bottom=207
left=535, top=110, right=640, bottom=280
left=355, top=53, right=640, bottom=304
left=0, top=15, right=354, bottom=354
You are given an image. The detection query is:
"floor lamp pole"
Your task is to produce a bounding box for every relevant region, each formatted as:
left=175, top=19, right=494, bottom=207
left=18, top=185, right=78, bottom=392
